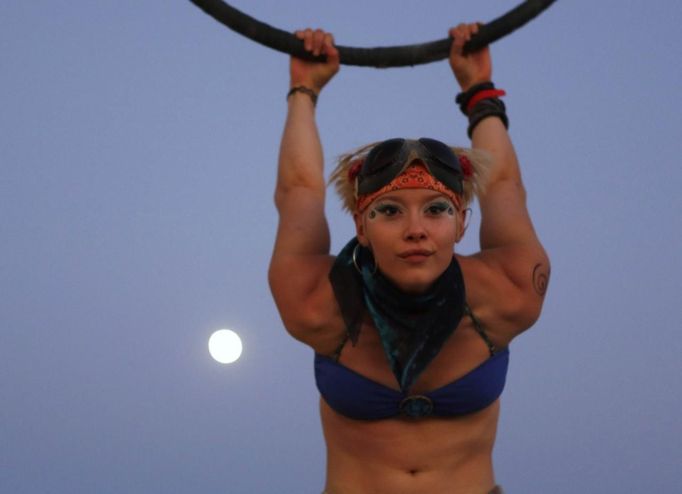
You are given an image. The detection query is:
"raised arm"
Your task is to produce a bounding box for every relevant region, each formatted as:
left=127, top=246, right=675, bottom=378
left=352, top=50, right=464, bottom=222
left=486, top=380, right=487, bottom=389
left=449, top=23, right=550, bottom=334
left=269, top=30, right=341, bottom=341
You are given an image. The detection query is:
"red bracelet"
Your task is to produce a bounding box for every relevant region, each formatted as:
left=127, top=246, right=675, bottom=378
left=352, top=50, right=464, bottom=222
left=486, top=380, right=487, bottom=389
left=466, top=89, right=506, bottom=114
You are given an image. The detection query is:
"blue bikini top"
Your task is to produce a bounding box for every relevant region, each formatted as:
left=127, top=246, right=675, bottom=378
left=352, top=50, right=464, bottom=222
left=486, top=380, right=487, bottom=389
left=315, top=347, right=508, bottom=420
left=314, top=307, right=509, bottom=420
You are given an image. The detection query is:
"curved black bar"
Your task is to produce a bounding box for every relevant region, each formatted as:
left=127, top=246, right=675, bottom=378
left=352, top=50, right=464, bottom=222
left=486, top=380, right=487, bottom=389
left=189, top=0, right=556, bottom=68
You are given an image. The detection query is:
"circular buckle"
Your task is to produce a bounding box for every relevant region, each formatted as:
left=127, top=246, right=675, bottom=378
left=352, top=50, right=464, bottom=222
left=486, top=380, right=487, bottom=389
left=399, top=395, right=434, bottom=418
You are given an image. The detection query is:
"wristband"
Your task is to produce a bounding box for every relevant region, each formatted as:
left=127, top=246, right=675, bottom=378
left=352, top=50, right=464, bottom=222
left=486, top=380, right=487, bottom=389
left=455, top=81, right=509, bottom=137
left=466, top=88, right=506, bottom=113
left=287, top=86, right=318, bottom=107
left=455, top=81, right=495, bottom=115
left=467, top=98, right=508, bottom=138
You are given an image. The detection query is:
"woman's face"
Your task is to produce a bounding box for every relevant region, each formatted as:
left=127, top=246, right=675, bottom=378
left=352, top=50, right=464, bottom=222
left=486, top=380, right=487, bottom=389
left=354, top=188, right=465, bottom=293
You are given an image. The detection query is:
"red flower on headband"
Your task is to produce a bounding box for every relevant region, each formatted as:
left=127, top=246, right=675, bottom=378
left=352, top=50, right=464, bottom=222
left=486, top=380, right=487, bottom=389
left=459, top=155, right=473, bottom=178
left=348, top=159, right=363, bottom=181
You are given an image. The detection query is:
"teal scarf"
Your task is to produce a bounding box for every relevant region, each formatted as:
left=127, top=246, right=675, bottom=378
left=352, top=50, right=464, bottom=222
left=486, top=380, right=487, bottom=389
left=329, top=238, right=466, bottom=392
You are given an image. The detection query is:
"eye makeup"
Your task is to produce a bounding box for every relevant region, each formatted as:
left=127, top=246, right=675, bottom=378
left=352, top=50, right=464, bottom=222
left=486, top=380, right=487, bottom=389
left=370, top=202, right=401, bottom=218
left=368, top=198, right=457, bottom=220
left=425, top=200, right=455, bottom=216
left=372, top=200, right=402, bottom=216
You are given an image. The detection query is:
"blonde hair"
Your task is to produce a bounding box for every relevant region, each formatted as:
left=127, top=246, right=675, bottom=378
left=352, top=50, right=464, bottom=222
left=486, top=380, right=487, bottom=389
left=329, top=140, right=491, bottom=213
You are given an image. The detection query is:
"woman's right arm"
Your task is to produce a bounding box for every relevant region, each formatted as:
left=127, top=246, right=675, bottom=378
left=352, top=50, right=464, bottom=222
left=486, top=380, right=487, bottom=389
left=269, top=30, right=341, bottom=342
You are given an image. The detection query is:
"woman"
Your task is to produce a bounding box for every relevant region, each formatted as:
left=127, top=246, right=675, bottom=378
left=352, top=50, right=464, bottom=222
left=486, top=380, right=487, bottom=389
left=269, top=23, right=549, bottom=494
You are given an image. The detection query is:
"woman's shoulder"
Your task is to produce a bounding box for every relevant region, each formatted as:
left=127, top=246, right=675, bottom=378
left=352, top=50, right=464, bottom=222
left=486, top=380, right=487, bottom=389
left=269, top=253, right=348, bottom=350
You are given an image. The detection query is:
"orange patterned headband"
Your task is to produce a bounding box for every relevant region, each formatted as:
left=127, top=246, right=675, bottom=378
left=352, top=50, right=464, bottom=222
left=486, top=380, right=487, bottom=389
left=356, top=164, right=462, bottom=213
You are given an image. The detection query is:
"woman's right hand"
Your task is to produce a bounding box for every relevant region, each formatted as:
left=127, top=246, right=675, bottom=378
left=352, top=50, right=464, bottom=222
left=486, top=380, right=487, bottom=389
left=290, top=29, right=340, bottom=94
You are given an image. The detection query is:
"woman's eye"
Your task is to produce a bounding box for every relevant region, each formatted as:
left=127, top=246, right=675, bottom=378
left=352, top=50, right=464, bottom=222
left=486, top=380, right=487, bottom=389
left=374, top=204, right=400, bottom=216
left=425, top=202, right=451, bottom=215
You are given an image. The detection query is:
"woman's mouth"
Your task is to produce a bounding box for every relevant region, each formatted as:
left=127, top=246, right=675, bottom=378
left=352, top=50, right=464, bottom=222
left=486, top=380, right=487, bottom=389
left=398, top=250, right=433, bottom=263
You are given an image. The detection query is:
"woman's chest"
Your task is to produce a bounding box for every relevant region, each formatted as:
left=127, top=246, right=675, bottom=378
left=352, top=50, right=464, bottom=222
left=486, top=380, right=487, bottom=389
left=336, top=319, right=494, bottom=394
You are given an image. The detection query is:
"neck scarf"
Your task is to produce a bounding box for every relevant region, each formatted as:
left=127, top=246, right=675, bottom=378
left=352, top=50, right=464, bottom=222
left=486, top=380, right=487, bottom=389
left=329, top=237, right=466, bottom=392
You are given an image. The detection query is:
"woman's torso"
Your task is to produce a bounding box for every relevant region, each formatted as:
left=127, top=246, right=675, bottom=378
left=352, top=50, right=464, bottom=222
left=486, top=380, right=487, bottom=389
left=313, top=267, right=511, bottom=494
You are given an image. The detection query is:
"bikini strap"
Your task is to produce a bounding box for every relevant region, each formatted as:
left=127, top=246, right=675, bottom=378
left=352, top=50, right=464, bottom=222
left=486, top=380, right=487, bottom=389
left=330, top=332, right=350, bottom=362
left=464, top=304, right=497, bottom=357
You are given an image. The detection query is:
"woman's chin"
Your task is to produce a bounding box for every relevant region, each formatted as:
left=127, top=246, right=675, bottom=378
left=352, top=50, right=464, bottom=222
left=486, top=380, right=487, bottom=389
left=382, top=271, right=436, bottom=294
left=401, top=283, right=432, bottom=294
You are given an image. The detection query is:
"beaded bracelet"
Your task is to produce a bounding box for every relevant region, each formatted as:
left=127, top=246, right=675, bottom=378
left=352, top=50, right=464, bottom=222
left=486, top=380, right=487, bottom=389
left=287, top=86, right=318, bottom=106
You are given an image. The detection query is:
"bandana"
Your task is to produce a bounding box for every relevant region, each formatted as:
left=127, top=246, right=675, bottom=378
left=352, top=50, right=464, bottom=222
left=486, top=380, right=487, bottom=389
left=329, top=237, right=466, bottom=392
left=356, top=164, right=462, bottom=213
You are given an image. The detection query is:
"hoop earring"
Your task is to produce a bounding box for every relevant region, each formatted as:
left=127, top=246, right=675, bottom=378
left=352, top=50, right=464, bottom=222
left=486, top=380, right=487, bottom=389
left=456, top=208, right=472, bottom=244
left=463, top=208, right=472, bottom=232
left=352, top=243, right=377, bottom=275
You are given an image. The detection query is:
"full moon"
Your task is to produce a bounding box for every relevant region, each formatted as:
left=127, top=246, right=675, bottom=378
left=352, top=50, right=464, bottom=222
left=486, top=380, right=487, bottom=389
left=208, top=329, right=243, bottom=364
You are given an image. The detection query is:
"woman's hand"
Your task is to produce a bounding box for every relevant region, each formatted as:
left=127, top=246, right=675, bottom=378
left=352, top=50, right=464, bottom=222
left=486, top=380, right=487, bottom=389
left=290, top=29, right=340, bottom=93
left=449, top=23, right=492, bottom=92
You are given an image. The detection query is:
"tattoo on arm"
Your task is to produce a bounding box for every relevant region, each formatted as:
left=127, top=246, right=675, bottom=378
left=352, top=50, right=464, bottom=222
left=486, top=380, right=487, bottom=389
left=532, top=263, right=550, bottom=296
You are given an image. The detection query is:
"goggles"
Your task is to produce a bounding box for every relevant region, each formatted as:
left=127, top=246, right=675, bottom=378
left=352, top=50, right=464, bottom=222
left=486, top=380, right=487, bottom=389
left=356, top=138, right=465, bottom=197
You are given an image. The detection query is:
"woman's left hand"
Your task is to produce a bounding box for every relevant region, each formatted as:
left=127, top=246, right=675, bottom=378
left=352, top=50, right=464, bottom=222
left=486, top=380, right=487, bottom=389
left=290, top=29, right=340, bottom=93
left=449, top=23, right=492, bottom=92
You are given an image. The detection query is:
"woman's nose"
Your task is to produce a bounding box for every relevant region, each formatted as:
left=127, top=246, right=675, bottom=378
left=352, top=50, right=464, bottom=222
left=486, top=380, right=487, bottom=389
left=404, top=213, right=427, bottom=241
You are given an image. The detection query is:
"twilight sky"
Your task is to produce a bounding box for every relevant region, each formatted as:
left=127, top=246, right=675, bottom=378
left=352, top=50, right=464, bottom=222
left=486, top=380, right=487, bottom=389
left=2, top=1, right=681, bottom=492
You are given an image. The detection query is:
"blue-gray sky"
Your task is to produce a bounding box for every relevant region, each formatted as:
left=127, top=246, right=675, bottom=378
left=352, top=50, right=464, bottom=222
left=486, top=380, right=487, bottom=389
left=2, top=1, right=681, bottom=492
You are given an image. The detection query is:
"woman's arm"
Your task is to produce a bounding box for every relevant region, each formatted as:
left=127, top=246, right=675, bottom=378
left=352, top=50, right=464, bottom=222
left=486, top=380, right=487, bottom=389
left=450, top=24, right=550, bottom=334
left=269, top=30, right=341, bottom=341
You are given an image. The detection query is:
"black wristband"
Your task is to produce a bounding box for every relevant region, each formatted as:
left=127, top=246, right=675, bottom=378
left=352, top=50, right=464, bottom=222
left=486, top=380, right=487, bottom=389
left=287, top=86, right=318, bottom=106
left=455, top=81, right=495, bottom=115
left=467, top=98, right=509, bottom=138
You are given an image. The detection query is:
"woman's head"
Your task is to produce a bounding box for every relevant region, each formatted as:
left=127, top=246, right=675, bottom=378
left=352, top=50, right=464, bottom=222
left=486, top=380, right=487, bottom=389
left=330, top=137, right=490, bottom=292
left=330, top=137, right=490, bottom=215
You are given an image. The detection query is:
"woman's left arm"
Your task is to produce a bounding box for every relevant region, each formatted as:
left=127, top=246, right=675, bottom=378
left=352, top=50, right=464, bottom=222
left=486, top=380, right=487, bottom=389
left=450, top=23, right=550, bottom=337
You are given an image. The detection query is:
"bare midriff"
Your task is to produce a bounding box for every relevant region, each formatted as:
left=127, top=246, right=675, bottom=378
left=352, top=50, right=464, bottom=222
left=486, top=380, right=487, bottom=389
left=320, top=398, right=500, bottom=494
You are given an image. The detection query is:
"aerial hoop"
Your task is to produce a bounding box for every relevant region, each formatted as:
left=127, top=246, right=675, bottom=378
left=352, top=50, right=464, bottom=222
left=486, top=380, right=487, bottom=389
left=189, top=0, right=557, bottom=68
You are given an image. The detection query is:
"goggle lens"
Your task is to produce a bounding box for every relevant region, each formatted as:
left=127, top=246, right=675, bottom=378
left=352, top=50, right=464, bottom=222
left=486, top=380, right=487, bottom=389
left=362, top=138, right=406, bottom=175
left=418, top=138, right=462, bottom=171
